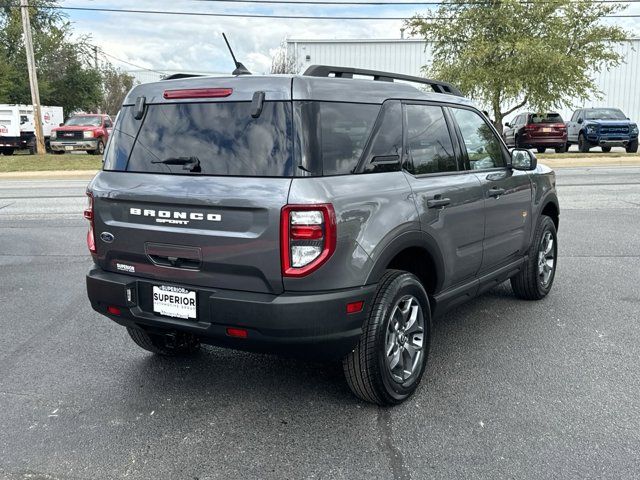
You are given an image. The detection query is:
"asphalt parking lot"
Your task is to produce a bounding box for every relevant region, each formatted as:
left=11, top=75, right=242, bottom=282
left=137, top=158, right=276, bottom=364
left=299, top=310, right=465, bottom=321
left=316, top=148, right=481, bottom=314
left=1, top=166, right=639, bottom=480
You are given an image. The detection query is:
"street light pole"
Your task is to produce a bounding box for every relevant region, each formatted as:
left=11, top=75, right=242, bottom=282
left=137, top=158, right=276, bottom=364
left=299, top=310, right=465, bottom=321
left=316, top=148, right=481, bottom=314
left=20, top=0, right=46, bottom=156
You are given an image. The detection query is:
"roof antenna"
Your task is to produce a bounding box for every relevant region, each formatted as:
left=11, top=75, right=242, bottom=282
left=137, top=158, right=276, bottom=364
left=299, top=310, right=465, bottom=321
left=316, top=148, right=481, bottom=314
left=222, top=33, right=251, bottom=76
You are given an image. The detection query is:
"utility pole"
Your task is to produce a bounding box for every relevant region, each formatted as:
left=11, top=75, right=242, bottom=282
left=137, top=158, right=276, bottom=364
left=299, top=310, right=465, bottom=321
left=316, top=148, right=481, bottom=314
left=93, top=45, right=101, bottom=114
left=20, top=0, right=45, bottom=156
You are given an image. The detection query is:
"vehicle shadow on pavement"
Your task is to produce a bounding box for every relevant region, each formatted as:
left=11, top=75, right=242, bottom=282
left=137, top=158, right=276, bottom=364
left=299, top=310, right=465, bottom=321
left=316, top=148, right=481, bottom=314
left=119, top=282, right=526, bottom=408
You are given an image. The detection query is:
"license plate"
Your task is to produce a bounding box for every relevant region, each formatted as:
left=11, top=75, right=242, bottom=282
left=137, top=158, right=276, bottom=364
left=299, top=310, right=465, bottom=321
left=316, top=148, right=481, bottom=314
left=542, top=127, right=552, bottom=133
left=152, top=285, right=197, bottom=320
left=65, top=145, right=74, bottom=151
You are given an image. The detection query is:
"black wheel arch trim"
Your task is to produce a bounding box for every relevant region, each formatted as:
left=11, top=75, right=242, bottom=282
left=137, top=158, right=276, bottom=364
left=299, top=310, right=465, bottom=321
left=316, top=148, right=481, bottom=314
left=365, top=230, right=446, bottom=294
left=539, top=193, right=560, bottom=229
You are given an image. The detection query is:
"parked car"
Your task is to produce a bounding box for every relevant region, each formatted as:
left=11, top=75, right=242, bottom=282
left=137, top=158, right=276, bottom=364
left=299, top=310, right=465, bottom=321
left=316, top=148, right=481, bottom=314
left=0, top=104, right=63, bottom=155
left=50, top=113, right=113, bottom=155
left=85, top=66, right=559, bottom=405
left=566, top=108, right=638, bottom=153
left=503, top=112, right=567, bottom=153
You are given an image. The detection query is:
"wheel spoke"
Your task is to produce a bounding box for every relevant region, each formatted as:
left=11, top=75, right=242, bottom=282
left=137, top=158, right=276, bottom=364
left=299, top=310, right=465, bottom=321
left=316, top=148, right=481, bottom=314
left=544, top=237, right=554, bottom=256
left=404, top=304, right=419, bottom=333
left=388, top=346, right=401, bottom=371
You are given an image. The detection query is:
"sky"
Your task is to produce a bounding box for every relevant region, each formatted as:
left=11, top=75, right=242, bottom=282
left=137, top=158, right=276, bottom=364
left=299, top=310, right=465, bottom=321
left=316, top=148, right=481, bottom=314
left=61, top=0, right=640, bottom=76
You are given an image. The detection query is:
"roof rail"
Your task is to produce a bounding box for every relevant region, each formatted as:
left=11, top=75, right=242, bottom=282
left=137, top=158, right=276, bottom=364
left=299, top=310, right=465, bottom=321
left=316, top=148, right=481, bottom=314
left=162, top=73, right=205, bottom=81
left=302, top=65, right=463, bottom=97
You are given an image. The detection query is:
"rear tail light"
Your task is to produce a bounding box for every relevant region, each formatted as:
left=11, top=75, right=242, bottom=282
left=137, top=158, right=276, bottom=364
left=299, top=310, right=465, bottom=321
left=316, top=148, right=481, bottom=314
left=281, top=204, right=336, bottom=277
left=163, top=88, right=233, bottom=99
left=525, top=124, right=539, bottom=131
left=84, top=192, right=96, bottom=254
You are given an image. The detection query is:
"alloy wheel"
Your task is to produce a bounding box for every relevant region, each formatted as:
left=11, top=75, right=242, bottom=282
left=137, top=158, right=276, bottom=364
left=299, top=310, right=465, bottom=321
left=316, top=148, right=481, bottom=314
left=538, top=230, right=555, bottom=287
left=384, top=295, right=425, bottom=383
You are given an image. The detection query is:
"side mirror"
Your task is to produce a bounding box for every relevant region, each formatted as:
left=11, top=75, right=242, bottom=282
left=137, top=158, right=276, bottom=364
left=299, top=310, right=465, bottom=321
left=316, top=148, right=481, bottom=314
left=504, top=122, right=511, bottom=128
left=577, top=118, right=584, bottom=124
left=59, top=123, right=64, bottom=127
left=509, top=148, right=537, bottom=171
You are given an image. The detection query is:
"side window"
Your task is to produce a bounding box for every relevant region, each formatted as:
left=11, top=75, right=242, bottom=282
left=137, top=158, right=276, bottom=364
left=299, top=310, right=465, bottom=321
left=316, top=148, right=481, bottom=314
left=404, top=104, right=457, bottom=175
left=452, top=108, right=506, bottom=170
left=318, top=102, right=380, bottom=175
left=104, top=118, right=112, bottom=128
left=362, top=101, right=402, bottom=174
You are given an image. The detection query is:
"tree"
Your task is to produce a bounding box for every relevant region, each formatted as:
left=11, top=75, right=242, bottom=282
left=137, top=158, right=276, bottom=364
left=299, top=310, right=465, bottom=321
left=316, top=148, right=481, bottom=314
left=406, top=0, right=628, bottom=133
left=99, top=66, right=136, bottom=117
left=271, top=40, right=300, bottom=74
left=0, top=1, right=103, bottom=116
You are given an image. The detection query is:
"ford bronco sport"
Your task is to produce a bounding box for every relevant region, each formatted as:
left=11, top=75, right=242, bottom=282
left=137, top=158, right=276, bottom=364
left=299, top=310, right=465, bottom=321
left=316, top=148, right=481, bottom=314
left=85, top=66, right=559, bottom=405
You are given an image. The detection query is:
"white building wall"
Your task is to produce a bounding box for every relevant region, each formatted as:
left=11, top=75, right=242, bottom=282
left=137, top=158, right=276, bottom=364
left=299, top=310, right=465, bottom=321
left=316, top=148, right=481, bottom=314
left=287, top=38, right=640, bottom=123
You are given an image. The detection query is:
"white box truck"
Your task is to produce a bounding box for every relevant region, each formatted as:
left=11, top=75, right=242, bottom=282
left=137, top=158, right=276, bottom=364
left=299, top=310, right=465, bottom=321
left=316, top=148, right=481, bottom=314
left=0, top=104, right=64, bottom=155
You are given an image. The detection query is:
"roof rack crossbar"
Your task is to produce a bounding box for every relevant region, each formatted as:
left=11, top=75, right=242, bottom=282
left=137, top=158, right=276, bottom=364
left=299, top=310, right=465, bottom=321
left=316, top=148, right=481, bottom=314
left=302, top=65, right=463, bottom=97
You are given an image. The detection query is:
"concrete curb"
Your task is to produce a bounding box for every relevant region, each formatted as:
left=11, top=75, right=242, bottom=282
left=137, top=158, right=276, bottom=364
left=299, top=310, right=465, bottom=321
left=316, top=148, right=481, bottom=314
left=539, top=156, right=640, bottom=168
left=0, top=170, right=98, bottom=180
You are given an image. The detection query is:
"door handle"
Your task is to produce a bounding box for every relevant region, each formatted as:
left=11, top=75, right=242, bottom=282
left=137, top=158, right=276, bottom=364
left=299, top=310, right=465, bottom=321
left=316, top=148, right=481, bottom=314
left=488, top=187, right=505, bottom=198
left=427, top=196, right=451, bottom=208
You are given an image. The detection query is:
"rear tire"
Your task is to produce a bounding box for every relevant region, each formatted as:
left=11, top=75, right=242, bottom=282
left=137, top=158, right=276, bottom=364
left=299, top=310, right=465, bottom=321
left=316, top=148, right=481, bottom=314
left=343, top=270, right=431, bottom=406
left=510, top=215, right=558, bottom=300
left=536, top=147, right=546, bottom=154
left=601, top=146, right=612, bottom=153
left=555, top=144, right=568, bottom=154
left=578, top=133, right=590, bottom=153
left=2, top=148, right=14, bottom=156
left=126, top=327, right=200, bottom=356
left=626, top=139, right=638, bottom=153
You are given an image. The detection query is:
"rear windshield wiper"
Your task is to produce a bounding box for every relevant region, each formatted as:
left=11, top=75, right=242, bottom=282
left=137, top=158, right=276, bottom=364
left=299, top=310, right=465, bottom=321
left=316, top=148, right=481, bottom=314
left=152, top=156, right=201, bottom=172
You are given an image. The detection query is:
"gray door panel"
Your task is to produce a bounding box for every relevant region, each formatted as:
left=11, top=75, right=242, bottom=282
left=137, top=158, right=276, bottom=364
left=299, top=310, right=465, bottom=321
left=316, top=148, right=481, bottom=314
left=476, top=169, right=533, bottom=271
left=404, top=172, right=485, bottom=289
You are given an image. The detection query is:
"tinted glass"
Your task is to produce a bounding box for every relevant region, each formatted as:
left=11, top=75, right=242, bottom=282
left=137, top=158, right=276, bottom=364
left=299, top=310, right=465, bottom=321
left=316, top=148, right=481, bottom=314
left=104, top=102, right=293, bottom=177
left=363, top=101, right=402, bottom=174
left=452, top=108, right=505, bottom=170
left=530, top=113, right=564, bottom=124
left=405, top=104, right=456, bottom=175
left=295, top=101, right=380, bottom=175
left=584, top=108, right=626, bottom=120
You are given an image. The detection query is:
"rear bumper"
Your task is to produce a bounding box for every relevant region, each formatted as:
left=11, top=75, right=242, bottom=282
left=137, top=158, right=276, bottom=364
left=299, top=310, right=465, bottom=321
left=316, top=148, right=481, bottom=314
left=520, top=135, right=566, bottom=148
left=86, top=268, right=376, bottom=359
left=50, top=139, right=98, bottom=151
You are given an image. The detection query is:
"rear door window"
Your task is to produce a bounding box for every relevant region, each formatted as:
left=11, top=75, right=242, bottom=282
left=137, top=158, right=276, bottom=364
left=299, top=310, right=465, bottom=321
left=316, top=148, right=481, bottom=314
left=404, top=104, right=457, bottom=175
left=104, top=102, right=293, bottom=177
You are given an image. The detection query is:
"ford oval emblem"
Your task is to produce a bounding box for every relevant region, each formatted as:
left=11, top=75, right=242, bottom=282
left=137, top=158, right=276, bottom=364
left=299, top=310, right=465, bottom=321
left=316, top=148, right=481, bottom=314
left=100, top=232, right=115, bottom=243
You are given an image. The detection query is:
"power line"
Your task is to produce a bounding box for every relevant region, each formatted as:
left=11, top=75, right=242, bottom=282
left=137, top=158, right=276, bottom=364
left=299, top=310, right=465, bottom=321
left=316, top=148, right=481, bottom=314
left=98, top=49, right=168, bottom=76
left=189, top=0, right=640, bottom=4
left=6, top=4, right=639, bottom=20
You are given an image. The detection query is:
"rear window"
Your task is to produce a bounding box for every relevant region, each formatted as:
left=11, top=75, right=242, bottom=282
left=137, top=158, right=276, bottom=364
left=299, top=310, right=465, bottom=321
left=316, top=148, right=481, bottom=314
left=103, top=102, right=293, bottom=177
left=530, top=113, right=564, bottom=124
left=295, top=102, right=381, bottom=175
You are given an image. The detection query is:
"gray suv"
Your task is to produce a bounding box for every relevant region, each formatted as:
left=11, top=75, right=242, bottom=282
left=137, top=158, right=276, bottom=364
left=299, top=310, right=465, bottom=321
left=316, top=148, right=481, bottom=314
left=85, top=66, right=559, bottom=405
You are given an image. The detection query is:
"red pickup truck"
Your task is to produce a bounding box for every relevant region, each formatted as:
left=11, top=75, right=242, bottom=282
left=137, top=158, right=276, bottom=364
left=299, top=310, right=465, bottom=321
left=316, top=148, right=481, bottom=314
left=50, top=113, right=113, bottom=155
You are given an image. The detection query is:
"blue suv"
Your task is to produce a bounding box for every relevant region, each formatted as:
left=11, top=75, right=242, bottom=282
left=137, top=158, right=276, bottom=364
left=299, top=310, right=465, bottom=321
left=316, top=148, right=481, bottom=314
left=566, top=108, right=638, bottom=153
